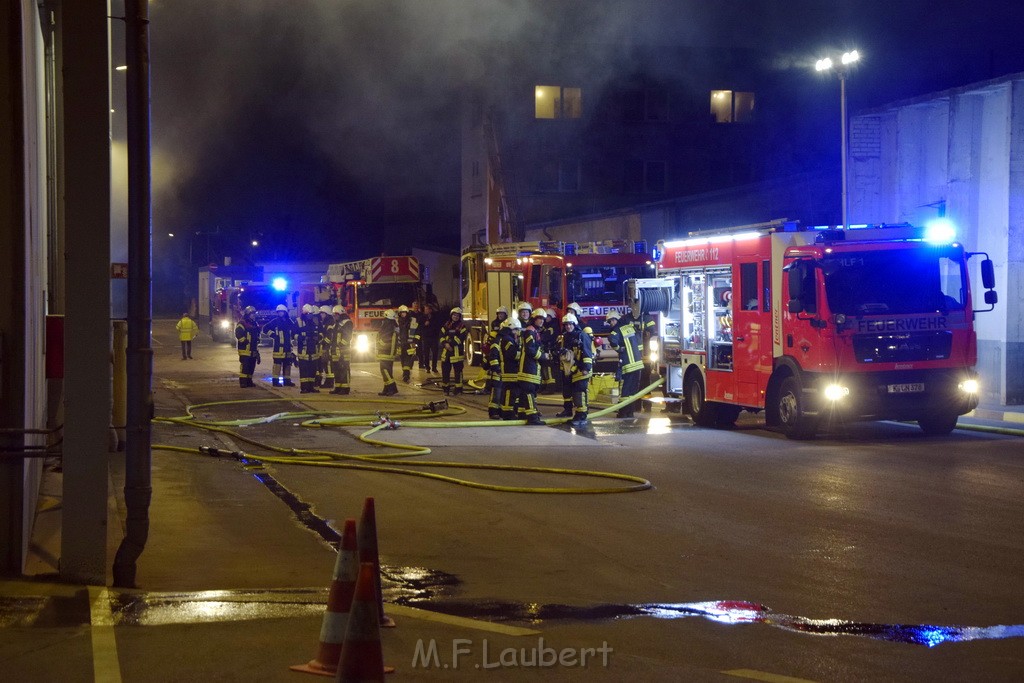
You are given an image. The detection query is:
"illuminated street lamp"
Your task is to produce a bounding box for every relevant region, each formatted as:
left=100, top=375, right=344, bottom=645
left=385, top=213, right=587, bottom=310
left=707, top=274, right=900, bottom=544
left=815, top=49, right=860, bottom=229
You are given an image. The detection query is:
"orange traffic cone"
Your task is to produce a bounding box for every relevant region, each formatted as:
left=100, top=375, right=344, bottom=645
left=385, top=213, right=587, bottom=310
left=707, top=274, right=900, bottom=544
left=357, top=497, right=395, bottom=628
left=290, top=519, right=359, bottom=676
left=336, top=562, right=395, bottom=681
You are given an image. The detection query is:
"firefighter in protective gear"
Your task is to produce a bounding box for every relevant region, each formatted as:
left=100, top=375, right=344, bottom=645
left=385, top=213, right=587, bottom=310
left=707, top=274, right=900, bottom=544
left=556, top=314, right=593, bottom=426
left=516, top=301, right=533, bottom=330
left=439, top=307, right=468, bottom=395
left=518, top=310, right=546, bottom=425
left=606, top=310, right=644, bottom=418
left=376, top=309, right=399, bottom=396
left=328, top=305, right=353, bottom=394
left=262, top=304, right=297, bottom=387
left=496, top=317, right=522, bottom=418
left=295, top=304, right=322, bottom=393
left=555, top=309, right=581, bottom=416
left=235, top=306, right=260, bottom=387
left=540, top=308, right=558, bottom=393
left=484, top=306, right=508, bottom=368
left=487, top=317, right=517, bottom=418
left=397, top=305, right=419, bottom=383
left=176, top=312, right=199, bottom=360
left=316, top=305, right=334, bottom=387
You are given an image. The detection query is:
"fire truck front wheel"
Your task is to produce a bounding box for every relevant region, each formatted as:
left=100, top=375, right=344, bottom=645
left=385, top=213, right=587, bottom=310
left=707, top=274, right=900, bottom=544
left=917, top=411, right=959, bottom=436
left=685, top=373, right=738, bottom=427
left=776, top=376, right=818, bottom=440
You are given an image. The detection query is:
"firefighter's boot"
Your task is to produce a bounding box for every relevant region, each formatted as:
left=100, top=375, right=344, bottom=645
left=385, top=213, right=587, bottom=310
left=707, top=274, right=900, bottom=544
left=570, top=413, right=589, bottom=428
left=554, top=403, right=573, bottom=418
left=402, top=369, right=411, bottom=383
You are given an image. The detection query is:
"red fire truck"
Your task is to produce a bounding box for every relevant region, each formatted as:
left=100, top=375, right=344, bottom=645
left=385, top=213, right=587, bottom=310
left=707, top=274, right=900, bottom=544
left=460, top=239, right=654, bottom=365
left=627, top=219, right=997, bottom=437
left=325, top=255, right=424, bottom=358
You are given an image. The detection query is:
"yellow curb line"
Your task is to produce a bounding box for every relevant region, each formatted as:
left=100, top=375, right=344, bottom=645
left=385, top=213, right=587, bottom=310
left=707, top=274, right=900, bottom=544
left=386, top=603, right=541, bottom=637
left=89, top=586, right=123, bottom=683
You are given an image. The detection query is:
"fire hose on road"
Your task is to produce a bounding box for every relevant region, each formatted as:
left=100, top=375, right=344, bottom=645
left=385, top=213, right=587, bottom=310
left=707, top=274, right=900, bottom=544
left=152, top=378, right=664, bottom=494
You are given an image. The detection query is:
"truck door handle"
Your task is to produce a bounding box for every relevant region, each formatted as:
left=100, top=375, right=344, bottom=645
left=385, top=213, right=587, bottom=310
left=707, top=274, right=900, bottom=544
left=735, top=336, right=745, bottom=341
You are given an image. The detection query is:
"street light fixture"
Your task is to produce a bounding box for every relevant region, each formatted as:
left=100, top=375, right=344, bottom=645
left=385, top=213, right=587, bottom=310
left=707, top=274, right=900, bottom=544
left=815, top=49, right=861, bottom=229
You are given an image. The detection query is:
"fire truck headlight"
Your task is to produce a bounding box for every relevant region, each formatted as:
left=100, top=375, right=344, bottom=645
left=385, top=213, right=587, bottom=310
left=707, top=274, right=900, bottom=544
left=648, top=338, right=660, bottom=363
left=824, top=384, right=850, bottom=401
left=958, top=378, right=979, bottom=394
left=219, top=319, right=230, bottom=330
left=355, top=333, right=370, bottom=354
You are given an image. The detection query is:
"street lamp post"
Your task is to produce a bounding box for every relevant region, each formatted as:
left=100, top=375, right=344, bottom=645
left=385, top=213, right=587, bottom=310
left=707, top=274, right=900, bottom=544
left=816, top=49, right=860, bottom=230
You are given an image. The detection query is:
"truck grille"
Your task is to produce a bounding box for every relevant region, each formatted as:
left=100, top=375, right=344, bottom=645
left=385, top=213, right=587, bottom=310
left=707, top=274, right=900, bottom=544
left=852, top=331, right=952, bottom=363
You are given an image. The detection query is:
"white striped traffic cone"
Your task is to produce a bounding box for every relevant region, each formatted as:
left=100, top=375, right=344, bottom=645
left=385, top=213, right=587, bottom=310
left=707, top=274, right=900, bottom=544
left=290, top=519, right=358, bottom=676
left=335, top=562, right=395, bottom=681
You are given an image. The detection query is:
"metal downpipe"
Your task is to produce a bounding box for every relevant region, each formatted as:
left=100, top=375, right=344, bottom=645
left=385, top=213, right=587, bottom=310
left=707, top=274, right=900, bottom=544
left=112, top=0, right=153, bottom=588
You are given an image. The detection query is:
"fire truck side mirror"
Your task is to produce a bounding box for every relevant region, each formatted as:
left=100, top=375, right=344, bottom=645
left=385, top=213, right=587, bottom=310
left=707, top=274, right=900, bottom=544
left=985, top=290, right=998, bottom=306
left=981, top=259, right=996, bottom=290
left=787, top=298, right=804, bottom=314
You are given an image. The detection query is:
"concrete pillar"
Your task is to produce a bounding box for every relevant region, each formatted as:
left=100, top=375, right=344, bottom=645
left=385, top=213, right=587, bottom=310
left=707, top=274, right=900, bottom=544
left=60, top=0, right=111, bottom=584
left=1005, top=80, right=1024, bottom=404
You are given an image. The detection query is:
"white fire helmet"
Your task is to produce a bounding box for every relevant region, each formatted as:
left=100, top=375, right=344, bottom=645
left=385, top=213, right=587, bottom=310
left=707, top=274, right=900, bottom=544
left=502, top=317, right=522, bottom=330
left=517, top=301, right=533, bottom=313
left=243, top=306, right=256, bottom=316
left=319, top=305, right=332, bottom=314
left=398, top=305, right=410, bottom=313
left=562, top=314, right=578, bottom=325
left=496, top=306, right=508, bottom=316
left=301, top=304, right=314, bottom=314
left=605, top=309, right=621, bottom=322
left=567, top=302, right=583, bottom=316
left=384, top=309, right=396, bottom=320
left=450, top=307, right=463, bottom=316
left=332, top=305, right=344, bottom=315
left=532, top=308, right=547, bottom=320
left=275, top=304, right=288, bottom=312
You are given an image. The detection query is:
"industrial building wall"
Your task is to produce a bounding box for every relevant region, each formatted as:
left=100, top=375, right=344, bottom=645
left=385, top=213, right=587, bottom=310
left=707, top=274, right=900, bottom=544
left=850, top=75, right=1024, bottom=404
left=1, top=0, right=49, bottom=574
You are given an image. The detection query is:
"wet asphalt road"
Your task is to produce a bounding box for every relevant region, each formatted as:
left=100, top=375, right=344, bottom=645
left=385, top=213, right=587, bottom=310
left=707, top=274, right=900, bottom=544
left=7, top=320, right=1024, bottom=682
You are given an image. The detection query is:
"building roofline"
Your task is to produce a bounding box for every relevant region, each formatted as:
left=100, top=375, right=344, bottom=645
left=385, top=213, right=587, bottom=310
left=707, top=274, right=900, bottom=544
left=855, top=70, right=1024, bottom=116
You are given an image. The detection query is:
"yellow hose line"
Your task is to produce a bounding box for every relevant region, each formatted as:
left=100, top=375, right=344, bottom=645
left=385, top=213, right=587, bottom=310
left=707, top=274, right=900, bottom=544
left=151, top=378, right=664, bottom=494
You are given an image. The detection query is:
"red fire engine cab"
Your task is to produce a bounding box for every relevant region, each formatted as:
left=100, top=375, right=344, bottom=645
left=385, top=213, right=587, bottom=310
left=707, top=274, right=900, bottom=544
left=627, top=220, right=997, bottom=437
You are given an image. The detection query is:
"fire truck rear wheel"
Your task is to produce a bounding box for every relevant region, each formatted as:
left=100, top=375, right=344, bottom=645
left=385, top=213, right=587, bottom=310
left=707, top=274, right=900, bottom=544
left=917, top=411, right=959, bottom=436
left=686, top=374, right=718, bottom=427
left=776, top=376, right=818, bottom=439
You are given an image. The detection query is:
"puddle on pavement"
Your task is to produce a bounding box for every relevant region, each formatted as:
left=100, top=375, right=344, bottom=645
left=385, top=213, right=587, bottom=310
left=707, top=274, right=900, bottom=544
left=403, top=598, right=1024, bottom=648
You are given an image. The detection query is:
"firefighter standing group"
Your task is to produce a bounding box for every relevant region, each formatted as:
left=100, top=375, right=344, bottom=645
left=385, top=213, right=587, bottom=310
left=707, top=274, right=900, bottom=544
left=233, top=303, right=354, bottom=394
left=232, top=301, right=648, bottom=422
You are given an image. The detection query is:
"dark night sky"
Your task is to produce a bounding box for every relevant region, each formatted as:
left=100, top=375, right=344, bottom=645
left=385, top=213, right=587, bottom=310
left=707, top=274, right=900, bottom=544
left=144, top=1, right=1024, bottom=264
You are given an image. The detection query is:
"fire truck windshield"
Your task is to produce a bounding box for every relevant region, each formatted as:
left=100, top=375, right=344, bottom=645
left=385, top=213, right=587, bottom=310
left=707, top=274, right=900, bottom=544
left=355, top=283, right=419, bottom=307
left=823, top=249, right=966, bottom=315
left=568, top=266, right=648, bottom=303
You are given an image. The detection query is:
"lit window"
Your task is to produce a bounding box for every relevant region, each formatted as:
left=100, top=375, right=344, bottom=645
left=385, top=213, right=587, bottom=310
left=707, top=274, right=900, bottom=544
left=710, top=90, right=755, bottom=123
left=535, top=85, right=582, bottom=119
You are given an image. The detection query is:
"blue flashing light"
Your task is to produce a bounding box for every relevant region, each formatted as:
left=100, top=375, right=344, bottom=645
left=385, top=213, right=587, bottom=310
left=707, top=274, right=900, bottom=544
left=634, top=240, right=648, bottom=254
left=651, top=245, right=662, bottom=263
left=924, top=218, right=956, bottom=244
left=271, top=277, right=289, bottom=291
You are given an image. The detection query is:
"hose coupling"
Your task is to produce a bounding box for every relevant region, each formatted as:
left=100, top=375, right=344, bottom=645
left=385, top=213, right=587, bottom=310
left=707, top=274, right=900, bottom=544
left=425, top=399, right=449, bottom=413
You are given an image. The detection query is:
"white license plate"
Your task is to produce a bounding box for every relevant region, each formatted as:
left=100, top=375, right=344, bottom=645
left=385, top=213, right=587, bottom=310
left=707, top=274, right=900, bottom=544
left=887, top=383, right=925, bottom=394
